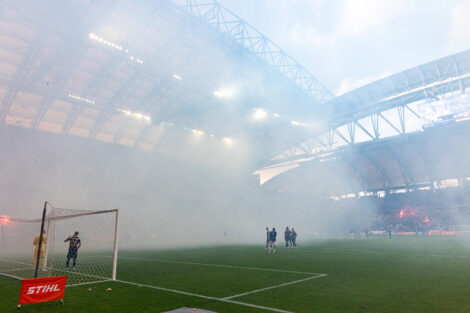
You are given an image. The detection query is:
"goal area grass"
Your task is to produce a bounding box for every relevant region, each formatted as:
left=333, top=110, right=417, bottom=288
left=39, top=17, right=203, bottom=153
left=1, top=236, right=470, bottom=313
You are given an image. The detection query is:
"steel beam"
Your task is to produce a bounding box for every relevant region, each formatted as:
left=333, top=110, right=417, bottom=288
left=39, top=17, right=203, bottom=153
left=371, top=114, right=380, bottom=139
left=89, top=70, right=145, bottom=140
left=32, top=45, right=88, bottom=129
left=362, top=151, right=390, bottom=189
left=134, top=124, right=155, bottom=149
left=0, top=31, right=48, bottom=123
left=386, top=145, right=414, bottom=188
left=355, top=120, right=375, bottom=140
left=172, top=0, right=332, bottom=104
left=63, top=56, right=123, bottom=133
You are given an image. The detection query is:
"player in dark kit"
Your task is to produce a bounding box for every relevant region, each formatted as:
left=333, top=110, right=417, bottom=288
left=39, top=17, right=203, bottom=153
left=291, top=228, right=297, bottom=247
left=268, top=227, right=277, bottom=254
left=265, top=227, right=270, bottom=249
left=284, top=227, right=291, bottom=248
left=65, top=231, right=81, bottom=271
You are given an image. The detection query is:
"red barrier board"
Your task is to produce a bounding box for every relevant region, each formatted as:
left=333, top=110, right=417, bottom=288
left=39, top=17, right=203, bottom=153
left=395, top=232, right=415, bottom=235
left=19, top=276, right=67, bottom=305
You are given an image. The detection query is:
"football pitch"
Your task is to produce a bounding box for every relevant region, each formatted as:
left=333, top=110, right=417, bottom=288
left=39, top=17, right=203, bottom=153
left=1, top=236, right=470, bottom=313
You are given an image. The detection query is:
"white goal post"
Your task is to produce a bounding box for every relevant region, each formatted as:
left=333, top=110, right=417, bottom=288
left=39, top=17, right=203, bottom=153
left=0, top=202, right=119, bottom=286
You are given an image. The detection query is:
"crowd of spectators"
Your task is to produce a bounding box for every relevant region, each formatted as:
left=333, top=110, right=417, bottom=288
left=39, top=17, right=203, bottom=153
left=370, top=208, right=457, bottom=232
left=326, top=186, right=470, bottom=234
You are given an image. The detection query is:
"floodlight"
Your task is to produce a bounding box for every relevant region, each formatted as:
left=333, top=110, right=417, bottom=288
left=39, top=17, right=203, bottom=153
left=290, top=120, right=311, bottom=128
left=223, top=137, right=233, bottom=145
left=192, top=129, right=205, bottom=136
left=117, top=109, right=151, bottom=122
left=253, top=108, right=267, bottom=120
left=213, top=87, right=235, bottom=99
left=68, top=94, right=95, bottom=104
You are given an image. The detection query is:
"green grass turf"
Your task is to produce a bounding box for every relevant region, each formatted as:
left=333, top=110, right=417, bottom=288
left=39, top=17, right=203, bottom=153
left=2, top=236, right=470, bottom=313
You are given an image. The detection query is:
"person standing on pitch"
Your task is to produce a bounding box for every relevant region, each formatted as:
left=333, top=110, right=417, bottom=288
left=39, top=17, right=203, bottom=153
left=64, top=231, right=81, bottom=271
left=284, top=227, right=291, bottom=248
left=33, top=230, right=47, bottom=271
left=269, top=227, right=277, bottom=254
left=265, top=227, right=270, bottom=249
left=291, top=228, right=297, bottom=248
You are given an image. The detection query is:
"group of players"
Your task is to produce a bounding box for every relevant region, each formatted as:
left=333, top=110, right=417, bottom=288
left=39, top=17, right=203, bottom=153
left=33, top=231, right=82, bottom=271
left=265, top=226, right=297, bottom=254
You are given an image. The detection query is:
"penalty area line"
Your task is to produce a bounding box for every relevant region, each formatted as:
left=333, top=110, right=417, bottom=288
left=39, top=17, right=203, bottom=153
left=114, top=279, right=294, bottom=313
left=2, top=267, right=35, bottom=273
left=0, top=272, right=23, bottom=281
left=222, top=274, right=327, bottom=300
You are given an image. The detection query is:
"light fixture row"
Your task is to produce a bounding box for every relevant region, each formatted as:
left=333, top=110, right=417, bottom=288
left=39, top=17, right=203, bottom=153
left=68, top=93, right=95, bottom=104
left=117, top=108, right=151, bottom=122
left=89, top=33, right=144, bottom=64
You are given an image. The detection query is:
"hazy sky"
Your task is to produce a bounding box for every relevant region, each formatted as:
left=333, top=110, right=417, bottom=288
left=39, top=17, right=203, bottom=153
left=216, top=0, right=470, bottom=95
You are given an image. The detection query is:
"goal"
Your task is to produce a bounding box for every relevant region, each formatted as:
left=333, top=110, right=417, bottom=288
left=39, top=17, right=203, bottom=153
left=0, top=202, right=119, bottom=286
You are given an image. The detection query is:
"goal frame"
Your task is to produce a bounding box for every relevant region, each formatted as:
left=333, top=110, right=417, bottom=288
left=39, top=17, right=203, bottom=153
left=1, top=202, right=120, bottom=283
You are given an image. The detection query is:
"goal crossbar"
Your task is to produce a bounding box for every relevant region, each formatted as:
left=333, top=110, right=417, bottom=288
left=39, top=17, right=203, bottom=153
left=4, top=209, right=119, bottom=223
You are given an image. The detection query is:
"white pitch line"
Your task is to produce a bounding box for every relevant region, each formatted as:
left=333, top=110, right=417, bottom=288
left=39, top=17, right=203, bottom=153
left=0, top=257, right=325, bottom=312
left=66, top=279, right=113, bottom=288
left=115, top=279, right=219, bottom=300
left=51, top=267, right=110, bottom=282
left=118, top=256, right=323, bottom=275
left=0, top=259, right=34, bottom=267
left=3, top=267, right=34, bottom=273
left=114, top=279, right=293, bottom=313
left=220, top=298, right=293, bottom=313
left=0, top=258, right=111, bottom=285
left=222, top=274, right=327, bottom=300
left=0, top=272, right=23, bottom=280
left=221, top=298, right=293, bottom=313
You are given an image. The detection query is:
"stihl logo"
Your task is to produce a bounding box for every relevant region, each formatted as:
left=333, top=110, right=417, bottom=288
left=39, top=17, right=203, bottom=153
left=26, top=284, right=61, bottom=295
left=19, top=276, right=67, bottom=305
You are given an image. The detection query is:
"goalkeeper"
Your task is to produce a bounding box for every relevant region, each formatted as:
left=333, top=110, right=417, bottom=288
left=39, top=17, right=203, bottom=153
left=33, top=231, right=47, bottom=271
left=64, top=231, right=81, bottom=271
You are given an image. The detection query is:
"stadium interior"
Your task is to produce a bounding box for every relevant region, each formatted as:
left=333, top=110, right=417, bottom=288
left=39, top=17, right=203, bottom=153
left=1, top=0, right=470, bottom=312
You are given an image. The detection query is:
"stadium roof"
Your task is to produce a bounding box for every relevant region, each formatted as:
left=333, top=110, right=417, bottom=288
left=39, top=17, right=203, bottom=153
left=0, top=0, right=328, bottom=163
left=262, top=120, right=470, bottom=196
left=256, top=49, right=470, bottom=186
left=331, top=49, right=470, bottom=126
left=3, top=0, right=469, bottom=186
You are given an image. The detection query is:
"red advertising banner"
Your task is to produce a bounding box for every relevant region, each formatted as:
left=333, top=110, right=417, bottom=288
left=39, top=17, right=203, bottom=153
left=19, top=276, right=67, bottom=305
left=395, top=232, right=415, bottom=235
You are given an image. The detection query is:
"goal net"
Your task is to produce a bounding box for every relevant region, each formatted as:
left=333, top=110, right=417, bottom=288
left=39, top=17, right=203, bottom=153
left=0, top=202, right=119, bottom=286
